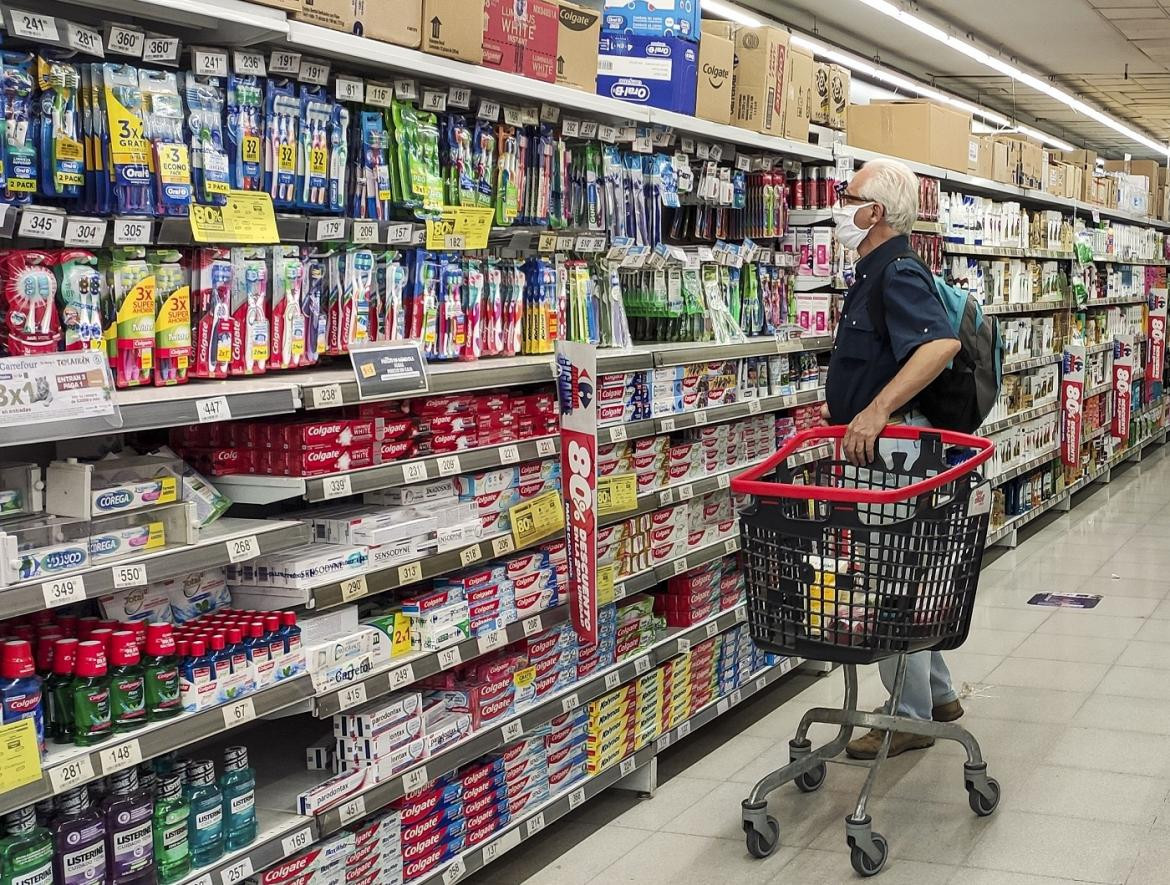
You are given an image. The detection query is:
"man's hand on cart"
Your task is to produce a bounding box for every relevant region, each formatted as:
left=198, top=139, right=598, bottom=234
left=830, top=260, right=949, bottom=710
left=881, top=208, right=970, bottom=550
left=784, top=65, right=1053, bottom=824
left=843, top=400, right=891, bottom=465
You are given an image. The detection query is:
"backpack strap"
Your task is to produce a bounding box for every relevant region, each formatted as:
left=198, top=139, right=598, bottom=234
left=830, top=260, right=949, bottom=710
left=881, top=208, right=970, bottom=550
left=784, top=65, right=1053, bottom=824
left=865, top=248, right=929, bottom=343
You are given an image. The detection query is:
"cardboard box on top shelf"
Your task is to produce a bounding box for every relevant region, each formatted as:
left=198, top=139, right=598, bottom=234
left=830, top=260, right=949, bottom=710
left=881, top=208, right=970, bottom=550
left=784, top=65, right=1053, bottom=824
left=483, top=0, right=558, bottom=81
left=695, top=22, right=734, bottom=125
left=295, top=0, right=423, bottom=46
left=1159, top=185, right=1169, bottom=221
left=782, top=43, right=815, bottom=142
left=1045, top=160, right=1069, bottom=198
left=847, top=100, right=971, bottom=173
left=251, top=0, right=301, bottom=13
left=812, top=62, right=831, bottom=126
left=1066, top=163, right=1084, bottom=201
left=968, top=135, right=996, bottom=179
left=556, top=1, right=601, bottom=92
left=994, top=135, right=1044, bottom=189
left=601, top=0, right=701, bottom=41
left=730, top=25, right=790, bottom=136
left=422, top=0, right=485, bottom=64
left=597, top=32, right=698, bottom=115
left=829, top=65, right=850, bottom=130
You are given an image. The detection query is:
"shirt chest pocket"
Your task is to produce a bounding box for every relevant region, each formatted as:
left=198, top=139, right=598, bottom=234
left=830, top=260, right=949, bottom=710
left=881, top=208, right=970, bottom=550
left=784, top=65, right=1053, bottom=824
left=834, top=311, right=881, bottom=365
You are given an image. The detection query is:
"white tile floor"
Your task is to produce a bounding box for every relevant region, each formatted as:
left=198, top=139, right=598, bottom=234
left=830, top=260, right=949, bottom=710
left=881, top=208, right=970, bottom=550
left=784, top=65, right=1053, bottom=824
left=476, top=447, right=1170, bottom=884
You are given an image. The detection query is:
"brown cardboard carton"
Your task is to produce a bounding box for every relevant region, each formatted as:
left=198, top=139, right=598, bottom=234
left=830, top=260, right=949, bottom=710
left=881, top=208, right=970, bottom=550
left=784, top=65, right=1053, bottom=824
left=730, top=26, right=790, bottom=136
left=695, top=25, right=734, bottom=125
left=812, top=62, right=832, bottom=126
left=422, top=0, right=484, bottom=64
left=846, top=100, right=971, bottom=172
left=782, top=44, right=814, bottom=141
left=1056, top=149, right=1098, bottom=171
left=251, top=0, right=300, bottom=12
left=295, top=0, right=422, bottom=46
left=828, top=65, right=850, bottom=130
left=1066, top=164, right=1084, bottom=201
left=990, top=140, right=1014, bottom=184
left=968, top=135, right=999, bottom=179
left=556, top=1, right=600, bottom=92
left=1045, top=161, right=1068, bottom=198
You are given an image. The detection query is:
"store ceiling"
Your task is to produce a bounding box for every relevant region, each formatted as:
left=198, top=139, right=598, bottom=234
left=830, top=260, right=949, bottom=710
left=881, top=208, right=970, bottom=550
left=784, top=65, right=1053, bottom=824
left=743, top=0, right=1170, bottom=158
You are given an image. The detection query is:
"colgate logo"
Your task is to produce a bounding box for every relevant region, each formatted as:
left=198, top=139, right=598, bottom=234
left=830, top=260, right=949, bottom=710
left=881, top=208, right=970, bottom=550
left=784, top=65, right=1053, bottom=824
left=307, top=423, right=343, bottom=438
left=402, top=812, right=443, bottom=842
left=468, top=807, right=498, bottom=829
left=306, top=449, right=341, bottom=463
left=403, top=829, right=443, bottom=860
left=403, top=847, right=444, bottom=879
left=399, top=793, right=440, bottom=823
left=260, top=851, right=315, bottom=884
left=7, top=694, right=40, bottom=713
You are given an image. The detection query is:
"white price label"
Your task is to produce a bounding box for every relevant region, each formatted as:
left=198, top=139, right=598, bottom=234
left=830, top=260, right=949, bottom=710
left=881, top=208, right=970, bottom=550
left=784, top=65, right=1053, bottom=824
left=677, top=638, right=691, bottom=653
left=226, top=535, right=259, bottom=564
left=421, top=89, right=447, bottom=112
left=604, top=670, right=621, bottom=691
left=64, top=217, right=107, bottom=248
left=338, top=796, right=365, bottom=825
left=397, top=561, right=423, bottom=586
left=340, top=576, right=368, bottom=601
left=298, top=58, right=330, bottom=86
left=442, top=859, right=466, bottom=885
left=281, top=828, right=313, bottom=856
left=731, top=689, right=743, bottom=706
left=619, top=756, right=636, bottom=777
left=402, top=765, right=428, bottom=793
left=681, top=137, right=695, bottom=154
left=10, top=11, right=59, bottom=42
left=478, top=99, right=501, bottom=121
left=98, top=739, right=141, bottom=774
left=18, top=209, right=65, bottom=241
left=501, top=719, right=524, bottom=743
left=448, top=86, right=472, bottom=109
left=460, top=544, right=483, bottom=567
left=322, top=474, right=353, bottom=500
left=562, top=119, right=580, bottom=138
left=394, top=79, right=418, bottom=101
left=576, top=235, right=606, bottom=252
left=436, top=455, right=462, bottom=476
left=717, top=473, right=731, bottom=490
left=567, top=787, right=586, bottom=810
left=716, top=699, right=729, bottom=716
left=724, top=539, right=737, bottom=555
left=113, top=217, right=152, bottom=245
left=656, top=734, right=671, bottom=752
left=633, top=135, right=652, bottom=153
left=189, top=876, right=212, bottom=885
left=111, top=563, right=146, bottom=589
left=365, top=82, right=394, bottom=108
left=673, top=558, right=689, bottom=576
left=522, top=615, right=542, bottom=637
left=312, top=383, right=344, bottom=408
left=598, top=125, right=617, bottom=143
left=437, top=646, right=462, bottom=669
left=755, top=676, right=767, bottom=693
left=694, top=410, right=708, bottom=426
left=678, top=720, right=692, bottom=739
left=402, top=461, right=430, bottom=483
left=735, top=607, right=747, bottom=623
left=195, top=396, right=231, bottom=424
left=222, top=698, right=256, bottom=727
left=339, top=682, right=367, bottom=711
left=521, top=106, right=540, bottom=126
left=335, top=76, right=365, bottom=103
left=351, top=220, right=378, bottom=244
left=660, top=418, right=676, bottom=433
left=526, top=812, right=546, bottom=837
left=233, top=50, right=266, bottom=76
left=48, top=755, right=96, bottom=792
left=477, top=628, right=506, bottom=654
left=561, top=693, right=580, bottom=713
left=536, top=438, right=557, bottom=458
left=107, top=25, right=144, bottom=57
left=502, top=106, right=524, bottom=127
left=709, top=144, right=724, bottom=162
left=705, top=622, right=719, bottom=638
left=388, top=664, right=415, bottom=690
left=42, top=576, right=84, bottom=609
left=634, top=656, right=651, bottom=675
left=65, top=22, right=104, bottom=56
left=748, top=400, right=762, bottom=414
left=491, top=534, right=516, bottom=557
left=579, top=121, right=598, bottom=139
left=499, top=445, right=520, bottom=464
left=443, top=234, right=467, bottom=250
left=678, top=484, right=693, bottom=501
left=659, top=488, right=674, bottom=506
left=540, top=103, right=560, bottom=123
left=736, top=154, right=752, bottom=172
left=314, top=218, right=345, bottom=241
left=612, top=585, right=626, bottom=602
left=385, top=224, right=416, bottom=247
left=609, top=425, right=627, bottom=442
left=268, top=50, right=301, bottom=75
left=192, top=48, right=229, bottom=78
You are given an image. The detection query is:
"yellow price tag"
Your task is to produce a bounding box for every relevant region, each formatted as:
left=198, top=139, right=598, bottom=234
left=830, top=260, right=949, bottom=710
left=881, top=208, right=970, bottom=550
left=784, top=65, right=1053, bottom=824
left=513, top=665, right=536, bottom=689
left=596, top=563, right=616, bottom=606
left=597, top=474, right=638, bottom=517
left=189, top=191, right=279, bottom=244
left=510, top=490, right=564, bottom=549
left=0, top=719, right=43, bottom=793
left=425, top=207, right=494, bottom=250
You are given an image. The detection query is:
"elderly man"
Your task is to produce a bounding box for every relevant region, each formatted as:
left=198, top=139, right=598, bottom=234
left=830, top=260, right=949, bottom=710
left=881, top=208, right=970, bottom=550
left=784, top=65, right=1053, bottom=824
left=825, top=157, right=964, bottom=760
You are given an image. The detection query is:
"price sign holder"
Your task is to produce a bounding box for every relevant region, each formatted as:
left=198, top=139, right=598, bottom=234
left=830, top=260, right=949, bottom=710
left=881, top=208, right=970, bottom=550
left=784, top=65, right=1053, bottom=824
left=0, top=351, right=120, bottom=437
left=350, top=341, right=429, bottom=400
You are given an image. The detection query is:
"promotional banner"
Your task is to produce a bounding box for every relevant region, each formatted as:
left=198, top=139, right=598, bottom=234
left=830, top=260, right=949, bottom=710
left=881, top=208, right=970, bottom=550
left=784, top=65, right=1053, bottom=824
left=0, top=351, right=120, bottom=444
left=1112, top=335, right=1134, bottom=442
left=1060, top=346, right=1085, bottom=467
left=1148, top=283, right=1167, bottom=384
left=556, top=341, right=598, bottom=645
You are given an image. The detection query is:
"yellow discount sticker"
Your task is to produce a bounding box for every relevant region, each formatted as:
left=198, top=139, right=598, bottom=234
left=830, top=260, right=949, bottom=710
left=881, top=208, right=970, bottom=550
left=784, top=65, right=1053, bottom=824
left=0, top=719, right=42, bottom=793
left=425, top=206, right=494, bottom=250
left=189, top=191, right=279, bottom=244
left=510, top=489, right=564, bottom=549
left=596, top=563, right=616, bottom=606
left=597, top=474, right=638, bottom=517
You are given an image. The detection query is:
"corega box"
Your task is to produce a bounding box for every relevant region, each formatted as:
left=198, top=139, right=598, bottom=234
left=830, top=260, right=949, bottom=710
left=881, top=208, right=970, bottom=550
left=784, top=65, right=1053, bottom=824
left=731, top=25, right=790, bottom=135
left=597, top=33, right=698, bottom=115
left=782, top=43, right=815, bottom=141
left=557, top=0, right=601, bottom=92
left=422, top=0, right=484, bottom=64
left=295, top=0, right=422, bottom=46
left=847, top=100, right=971, bottom=173
left=695, top=22, right=734, bottom=125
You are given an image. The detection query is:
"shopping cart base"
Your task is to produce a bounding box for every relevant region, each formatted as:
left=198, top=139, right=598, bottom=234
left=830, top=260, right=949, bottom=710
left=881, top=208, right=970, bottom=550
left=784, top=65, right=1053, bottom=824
left=740, top=660, right=1000, bottom=876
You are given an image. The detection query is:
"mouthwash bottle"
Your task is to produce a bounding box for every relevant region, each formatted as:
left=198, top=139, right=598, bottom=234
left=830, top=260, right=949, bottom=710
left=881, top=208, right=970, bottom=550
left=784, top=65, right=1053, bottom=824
left=142, top=624, right=180, bottom=721
left=152, top=775, right=190, bottom=884
left=51, top=786, right=106, bottom=885
left=71, top=641, right=111, bottom=746
left=0, top=806, right=52, bottom=885
left=108, top=632, right=146, bottom=734
left=0, top=640, right=44, bottom=754
left=45, top=638, right=78, bottom=743
left=185, top=760, right=223, bottom=866
left=219, top=746, right=256, bottom=851
left=101, top=767, right=155, bottom=884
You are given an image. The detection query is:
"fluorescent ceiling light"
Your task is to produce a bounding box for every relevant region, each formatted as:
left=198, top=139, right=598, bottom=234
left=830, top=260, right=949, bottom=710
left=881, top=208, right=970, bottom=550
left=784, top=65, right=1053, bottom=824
left=701, top=0, right=762, bottom=27
left=1014, top=125, right=1074, bottom=152
left=851, top=0, right=1167, bottom=154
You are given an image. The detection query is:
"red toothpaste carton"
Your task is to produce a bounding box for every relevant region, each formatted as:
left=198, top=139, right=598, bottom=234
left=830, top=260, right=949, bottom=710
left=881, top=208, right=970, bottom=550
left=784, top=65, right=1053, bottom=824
left=379, top=439, right=418, bottom=462
left=278, top=419, right=378, bottom=450
left=280, top=443, right=376, bottom=476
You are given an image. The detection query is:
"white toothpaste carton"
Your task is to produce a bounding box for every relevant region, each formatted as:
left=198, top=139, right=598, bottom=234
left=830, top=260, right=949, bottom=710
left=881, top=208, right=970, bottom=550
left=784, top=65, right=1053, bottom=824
left=365, top=478, right=458, bottom=507
left=335, top=691, right=423, bottom=739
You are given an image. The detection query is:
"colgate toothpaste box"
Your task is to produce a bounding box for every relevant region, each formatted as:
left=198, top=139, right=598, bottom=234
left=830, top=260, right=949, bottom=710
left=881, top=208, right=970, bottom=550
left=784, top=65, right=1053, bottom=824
left=506, top=783, right=550, bottom=816
left=247, top=833, right=355, bottom=884
left=436, top=564, right=509, bottom=592
left=278, top=443, right=377, bottom=476
left=401, top=587, right=465, bottom=618
left=442, top=685, right=515, bottom=728
left=391, top=780, right=462, bottom=824
left=548, top=756, right=587, bottom=792
left=399, top=804, right=466, bottom=847
left=402, top=830, right=464, bottom=874
left=465, top=810, right=508, bottom=847
left=276, top=419, right=379, bottom=450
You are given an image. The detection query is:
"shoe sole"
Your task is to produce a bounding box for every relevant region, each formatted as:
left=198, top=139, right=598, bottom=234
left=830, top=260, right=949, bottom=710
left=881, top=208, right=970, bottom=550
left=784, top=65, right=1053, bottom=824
left=845, top=738, right=935, bottom=761
left=933, top=709, right=964, bottom=723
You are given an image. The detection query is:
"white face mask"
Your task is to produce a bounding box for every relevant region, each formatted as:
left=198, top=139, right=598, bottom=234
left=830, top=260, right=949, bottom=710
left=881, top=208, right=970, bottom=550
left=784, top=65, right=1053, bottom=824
left=832, top=201, right=877, bottom=250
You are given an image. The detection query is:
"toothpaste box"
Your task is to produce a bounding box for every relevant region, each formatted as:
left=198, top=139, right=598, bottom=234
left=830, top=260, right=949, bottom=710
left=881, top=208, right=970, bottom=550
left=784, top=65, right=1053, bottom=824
left=424, top=712, right=473, bottom=755
left=335, top=692, right=422, bottom=739
left=365, top=478, right=458, bottom=507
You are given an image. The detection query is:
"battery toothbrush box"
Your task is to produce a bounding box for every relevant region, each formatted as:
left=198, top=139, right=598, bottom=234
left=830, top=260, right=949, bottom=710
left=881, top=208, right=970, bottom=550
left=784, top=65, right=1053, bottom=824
left=597, top=33, right=698, bottom=116
left=602, top=0, right=700, bottom=41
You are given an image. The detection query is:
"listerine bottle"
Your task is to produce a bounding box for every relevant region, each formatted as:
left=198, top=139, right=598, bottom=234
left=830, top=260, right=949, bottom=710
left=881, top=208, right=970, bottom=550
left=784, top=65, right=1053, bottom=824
left=70, top=641, right=111, bottom=747
left=0, top=806, right=52, bottom=885
left=185, top=760, right=223, bottom=866
left=219, top=746, right=256, bottom=851
left=142, top=624, right=180, bottom=720
left=152, top=775, right=190, bottom=884
left=50, top=786, right=106, bottom=885
left=107, top=632, right=146, bottom=734
left=101, top=767, right=155, bottom=884
left=44, top=638, right=78, bottom=743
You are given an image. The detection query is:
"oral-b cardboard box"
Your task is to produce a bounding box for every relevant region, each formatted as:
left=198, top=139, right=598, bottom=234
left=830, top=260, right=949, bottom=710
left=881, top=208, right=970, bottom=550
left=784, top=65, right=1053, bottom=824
left=597, top=32, right=697, bottom=115
left=602, top=0, right=700, bottom=41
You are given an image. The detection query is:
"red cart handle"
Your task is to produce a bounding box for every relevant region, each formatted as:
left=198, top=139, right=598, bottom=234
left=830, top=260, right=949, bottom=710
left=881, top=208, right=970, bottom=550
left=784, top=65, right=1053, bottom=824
left=731, top=425, right=995, bottom=505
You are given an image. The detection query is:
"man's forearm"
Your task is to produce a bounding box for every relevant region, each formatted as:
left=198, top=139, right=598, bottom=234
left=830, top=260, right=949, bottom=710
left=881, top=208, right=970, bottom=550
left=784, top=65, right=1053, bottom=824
left=873, top=339, right=961, bottom=416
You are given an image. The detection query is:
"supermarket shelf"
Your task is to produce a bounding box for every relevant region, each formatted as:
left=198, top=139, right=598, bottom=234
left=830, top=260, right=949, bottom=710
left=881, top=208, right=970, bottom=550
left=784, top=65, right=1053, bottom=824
left=176, top=809, right=315, bottom=885
left=646, top=335, right=833, bottom=367
left=1084, top=294, right=1147, bottom=307
left=0, top=519, right=309, bottom=620
left=649, top=109, right=832, bottom=162
left=1084, top=423, right=1108, bottom=443
left=2, top=671, right=315, bottom=816
left=987, top=491, right=1070, bottom=546
left=983, top=299, right=1073, bottom=316
left=56, top=0, right=288, bottom=44
left=1085, top=380, right=1112, bottom=397
left=612, top=534, right=741, bottom=602
left=313, top=602, right=751, bottom=836
left=787, top=209, right=832, bottom=226
left=599, top=458, right=761, bottom=528
left=944, top=243, right=1074, bottom=261
left=981, top=401, right=1059, bottom=436
left=794, top=276, right=840, bottom=292
left=1092, top=254, right=1170, bottom=266
left=1003, top=353, right=1062, bottom=374
left=913, top=221, right=945, bottom=233
left=990, top=448, right=1060, bottom=488
left=1086, top=341, right=1115, bottom=355
left=1111, top=427, right=1167, bottom=466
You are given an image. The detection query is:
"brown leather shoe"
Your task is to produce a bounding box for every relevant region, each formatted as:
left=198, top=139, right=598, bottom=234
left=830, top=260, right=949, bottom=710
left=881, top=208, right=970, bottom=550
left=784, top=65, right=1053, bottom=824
left=845, top=729, right=935, bottom=760
left=933, top=699, right=964, bottom=722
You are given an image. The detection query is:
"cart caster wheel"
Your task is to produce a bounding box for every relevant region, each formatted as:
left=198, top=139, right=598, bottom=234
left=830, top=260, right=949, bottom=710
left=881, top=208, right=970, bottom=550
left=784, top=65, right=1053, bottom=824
left=850, top=833, right=888, bottom=877
left=744, top=816, right=781, bottom=859
left=795, top=762, right=827, bottom=793
left=967, top=777, right=1001, bottom=817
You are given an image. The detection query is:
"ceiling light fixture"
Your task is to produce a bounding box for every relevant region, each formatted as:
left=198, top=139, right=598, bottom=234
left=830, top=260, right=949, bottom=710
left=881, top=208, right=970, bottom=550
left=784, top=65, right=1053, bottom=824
left=851, top=0, right=1167, bottom=154
left=700, top=0, right=762, bottom=27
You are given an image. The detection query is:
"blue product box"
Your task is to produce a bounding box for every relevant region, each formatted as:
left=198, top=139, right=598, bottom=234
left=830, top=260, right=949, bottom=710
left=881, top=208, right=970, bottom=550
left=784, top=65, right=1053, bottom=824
left=597, top=33, right=698, bottom=116
left=602, top=0, right=701, bottom=40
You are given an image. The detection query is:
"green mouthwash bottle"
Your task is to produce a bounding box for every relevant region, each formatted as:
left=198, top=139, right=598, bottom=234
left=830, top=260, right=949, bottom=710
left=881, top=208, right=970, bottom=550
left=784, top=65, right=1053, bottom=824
left=0, top=805, right=52, bottom=885
left=185, top=761, right=223, bottom=867
left=152, top=776, right=190, bottom=884
left=219, top=746, right=256, bottom=851
left=107, top=632, right=145, bottom=734
left=70, top=641, right=111, bottom=746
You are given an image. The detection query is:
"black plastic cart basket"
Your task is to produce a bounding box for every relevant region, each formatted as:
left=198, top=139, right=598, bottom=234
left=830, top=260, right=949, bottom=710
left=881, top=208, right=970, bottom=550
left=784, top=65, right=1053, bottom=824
left=730, top=425, right=1000, bottom=877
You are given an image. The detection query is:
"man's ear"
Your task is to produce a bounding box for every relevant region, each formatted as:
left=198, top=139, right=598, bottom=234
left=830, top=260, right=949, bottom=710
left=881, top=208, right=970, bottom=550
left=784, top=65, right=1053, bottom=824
left=870, top=203, right=886, bottom=226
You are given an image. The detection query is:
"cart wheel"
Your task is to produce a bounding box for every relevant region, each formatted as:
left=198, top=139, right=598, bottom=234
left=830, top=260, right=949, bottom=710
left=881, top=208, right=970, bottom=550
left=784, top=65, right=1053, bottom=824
left=850, top=833, right=888, bottom=877
left=967, top=777, right=1001, bottom=817
left=744, top=816, right=781, bottom=859
left=795, top=762, right=827, bottom=793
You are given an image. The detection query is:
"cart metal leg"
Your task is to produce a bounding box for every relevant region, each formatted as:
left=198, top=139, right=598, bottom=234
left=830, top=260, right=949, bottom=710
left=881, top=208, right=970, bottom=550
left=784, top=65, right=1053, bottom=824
left=741, top=655, right=1001, bottom=874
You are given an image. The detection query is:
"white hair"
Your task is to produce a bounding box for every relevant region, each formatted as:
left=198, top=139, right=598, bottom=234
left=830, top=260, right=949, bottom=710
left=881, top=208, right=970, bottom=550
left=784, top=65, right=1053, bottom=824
left=856, top=158, right=920, bottom=235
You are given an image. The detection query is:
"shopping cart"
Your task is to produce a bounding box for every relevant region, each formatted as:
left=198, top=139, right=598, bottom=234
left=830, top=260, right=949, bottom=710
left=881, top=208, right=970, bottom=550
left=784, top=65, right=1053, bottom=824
left=730, top=425, right=1000, bottom=877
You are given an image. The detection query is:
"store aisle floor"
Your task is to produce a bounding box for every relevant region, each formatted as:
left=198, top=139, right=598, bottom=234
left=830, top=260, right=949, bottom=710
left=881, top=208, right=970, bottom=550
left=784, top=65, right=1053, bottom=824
left=475, top=447, right=1170, bottom=885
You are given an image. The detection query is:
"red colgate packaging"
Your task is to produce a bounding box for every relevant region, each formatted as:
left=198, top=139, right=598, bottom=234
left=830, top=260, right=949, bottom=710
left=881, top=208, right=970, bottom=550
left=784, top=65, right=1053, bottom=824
left=275, top=443, right=377, bottom=476
left=274, top=419, right=378, bottom=450
left=228, top=248, right=269, bottom=376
